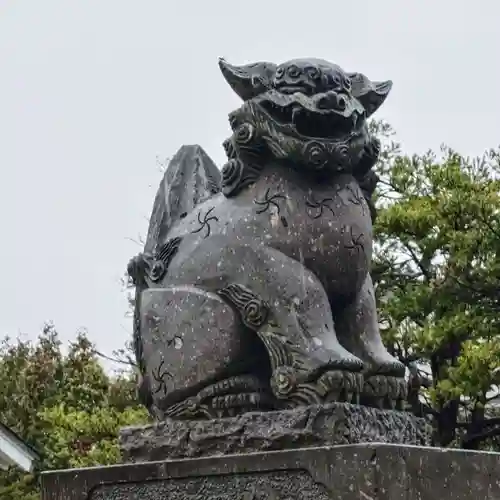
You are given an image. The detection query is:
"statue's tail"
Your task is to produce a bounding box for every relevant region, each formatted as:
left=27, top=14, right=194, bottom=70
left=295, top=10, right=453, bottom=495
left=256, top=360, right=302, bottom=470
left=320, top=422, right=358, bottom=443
left=144, top=144, right=221, bottom=255
left=132, top=145, right=221, bottom=412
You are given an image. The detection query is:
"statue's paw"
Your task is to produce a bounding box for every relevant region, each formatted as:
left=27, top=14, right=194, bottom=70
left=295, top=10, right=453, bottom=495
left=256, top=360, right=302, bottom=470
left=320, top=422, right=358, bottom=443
left=318, top=370, right=364, bottom=404
left=360, top=345, right=406, bottom=378
left=322, top=342, right=365, bottom=373
left=367, top=356, right=406, bottom=378
left=271, top=367, right=364, bottom=406
left=328, top=352, right=364, bottom=373
left=163, top=375, right=275, bottom=420
left=360, top=375, right=408, bottom=411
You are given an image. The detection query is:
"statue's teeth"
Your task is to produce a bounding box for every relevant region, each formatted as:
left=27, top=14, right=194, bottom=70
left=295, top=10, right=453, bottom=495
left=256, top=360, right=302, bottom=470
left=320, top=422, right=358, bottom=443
left=292, top=107, right=301, bottom=124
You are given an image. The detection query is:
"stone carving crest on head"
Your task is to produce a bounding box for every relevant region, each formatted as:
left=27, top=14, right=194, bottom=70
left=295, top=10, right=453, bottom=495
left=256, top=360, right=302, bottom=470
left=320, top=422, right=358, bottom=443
left=218, top=57, right=390, bottom=197
left=127, top=57, right=407, bottom=421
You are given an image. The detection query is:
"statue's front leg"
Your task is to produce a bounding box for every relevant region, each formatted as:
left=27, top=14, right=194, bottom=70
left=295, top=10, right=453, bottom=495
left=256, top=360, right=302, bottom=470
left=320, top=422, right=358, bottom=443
left=333, top=273, right=407, bottom=409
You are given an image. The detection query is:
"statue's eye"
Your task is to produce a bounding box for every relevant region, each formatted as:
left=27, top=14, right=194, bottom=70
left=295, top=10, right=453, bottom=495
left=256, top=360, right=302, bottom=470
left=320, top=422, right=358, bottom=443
left=306, top=67, right=321, bottom=80
left=275, top=67, right=285, bottom=78
left=287, top=65, right=300, bottom=78
left=323, top=72, right=342, bottom=91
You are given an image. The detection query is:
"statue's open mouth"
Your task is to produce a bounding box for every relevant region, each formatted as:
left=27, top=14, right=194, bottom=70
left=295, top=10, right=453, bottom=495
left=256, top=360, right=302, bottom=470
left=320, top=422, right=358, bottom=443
left=254, top=89, right=364, bottom=140
left=259, top=100, right=354, bottom=139
left=275, top=85, right=315, bottom=96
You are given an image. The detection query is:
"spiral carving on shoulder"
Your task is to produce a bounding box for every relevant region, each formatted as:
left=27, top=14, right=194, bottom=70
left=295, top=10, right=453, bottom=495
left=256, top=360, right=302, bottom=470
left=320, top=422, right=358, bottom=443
left=148, top=236, right=183, bottom=283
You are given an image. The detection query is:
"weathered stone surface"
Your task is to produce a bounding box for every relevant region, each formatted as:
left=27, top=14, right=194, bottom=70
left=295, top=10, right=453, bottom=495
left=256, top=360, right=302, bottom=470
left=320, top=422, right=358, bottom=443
left=140, top=287, right=255, bottom=412
left=127, top=57, right=408, bottom=420
left=89, top=471, right=331, bottom=500
left=119, top=403, right=431, bottom=463
left=41, top=444, right=500, bottom=500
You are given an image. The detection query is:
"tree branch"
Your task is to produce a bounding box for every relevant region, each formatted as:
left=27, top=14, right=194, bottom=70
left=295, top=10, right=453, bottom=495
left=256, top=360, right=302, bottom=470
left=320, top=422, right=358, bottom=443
left=462, top=424, right=500, bottom=449
left=401, top=241, right=431, bottom=280
left=93, top=349, right=137, bottom=368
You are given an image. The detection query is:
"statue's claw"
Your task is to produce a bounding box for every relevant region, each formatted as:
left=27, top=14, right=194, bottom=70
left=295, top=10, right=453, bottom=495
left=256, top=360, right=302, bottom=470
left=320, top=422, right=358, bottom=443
left=361, top=375, right=408, bottom=411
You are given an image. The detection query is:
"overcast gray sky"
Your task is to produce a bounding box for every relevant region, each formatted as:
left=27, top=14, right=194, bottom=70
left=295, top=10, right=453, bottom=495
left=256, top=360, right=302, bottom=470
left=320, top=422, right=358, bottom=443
left=0, top=1, right=499, bottom=364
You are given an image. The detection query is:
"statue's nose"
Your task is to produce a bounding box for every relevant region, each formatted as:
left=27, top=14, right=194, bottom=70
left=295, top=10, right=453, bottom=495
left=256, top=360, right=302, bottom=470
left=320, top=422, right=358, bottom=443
left=317, top=91, right=347, bottom=111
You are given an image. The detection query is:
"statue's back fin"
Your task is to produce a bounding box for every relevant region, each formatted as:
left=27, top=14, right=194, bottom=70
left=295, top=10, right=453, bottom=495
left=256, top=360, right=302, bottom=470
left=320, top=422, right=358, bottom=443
left=144, top=145, right=221, bottom=254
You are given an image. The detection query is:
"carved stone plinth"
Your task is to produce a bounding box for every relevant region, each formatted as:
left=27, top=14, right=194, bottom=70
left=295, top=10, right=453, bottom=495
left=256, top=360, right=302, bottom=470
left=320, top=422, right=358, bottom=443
left=119, top=403, right=431, bottom=463
left=41, top=444, right=500, bottom=500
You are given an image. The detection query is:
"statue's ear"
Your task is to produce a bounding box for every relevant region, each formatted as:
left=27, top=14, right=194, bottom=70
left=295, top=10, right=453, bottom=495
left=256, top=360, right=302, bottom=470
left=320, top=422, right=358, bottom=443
left=219, top=58, right=277, bottom=101
left=347, top=72, right=392, bottom=118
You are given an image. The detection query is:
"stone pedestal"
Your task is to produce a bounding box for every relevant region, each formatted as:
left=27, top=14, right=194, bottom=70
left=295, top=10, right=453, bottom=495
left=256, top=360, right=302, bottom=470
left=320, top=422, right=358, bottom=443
left=119, top=403, right=431, bottom=462
left=41, top=443, right=500, bottom=499
left=40, top=404, right=500, bottom=499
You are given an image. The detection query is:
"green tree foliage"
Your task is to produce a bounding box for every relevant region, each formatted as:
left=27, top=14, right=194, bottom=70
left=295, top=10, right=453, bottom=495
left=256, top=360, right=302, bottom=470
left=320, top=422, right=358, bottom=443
left=0, top=324, right=149, bottom=499
left=371, top=121, right=500, bottom=449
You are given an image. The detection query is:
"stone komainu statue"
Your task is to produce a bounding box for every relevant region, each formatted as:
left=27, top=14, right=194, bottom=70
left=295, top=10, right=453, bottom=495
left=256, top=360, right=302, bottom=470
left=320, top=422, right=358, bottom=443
left=127, top=57, right=407, bottom=420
